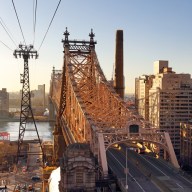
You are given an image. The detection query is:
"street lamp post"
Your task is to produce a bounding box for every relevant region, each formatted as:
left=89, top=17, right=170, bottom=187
left=125, top=148, right=128, bottom=191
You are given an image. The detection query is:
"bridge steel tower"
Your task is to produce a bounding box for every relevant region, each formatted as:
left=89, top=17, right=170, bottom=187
left=53, top=28, right=73, bottom=161
left=52, top=28, right=98, bottom=161
left=13, top=44, right=43, bottom=162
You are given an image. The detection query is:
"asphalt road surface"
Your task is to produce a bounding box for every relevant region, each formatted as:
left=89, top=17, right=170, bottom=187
left=107, top=143, right=192, bottom=192
left=107, top=147, right=161, bottom=192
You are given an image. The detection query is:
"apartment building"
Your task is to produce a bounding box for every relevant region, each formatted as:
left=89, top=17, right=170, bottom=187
left=136, top=60, right=192, bottom=158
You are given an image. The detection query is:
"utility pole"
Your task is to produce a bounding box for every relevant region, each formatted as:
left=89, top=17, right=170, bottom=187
left=125, top=148, right=128, bottom=191
left=13, top=44, right=43, bottom=163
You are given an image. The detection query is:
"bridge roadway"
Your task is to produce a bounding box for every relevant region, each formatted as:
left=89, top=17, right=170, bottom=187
left=107, top=143, right=192, bottom=192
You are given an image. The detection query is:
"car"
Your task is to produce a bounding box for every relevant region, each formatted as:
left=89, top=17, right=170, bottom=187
left=36, top=158, right=40, bottom=163
left=28, top=184, right=33, bottom=191
left=44, top=161, right=50, bottom=166
left=31, top=176, right=41, bottom=181
left=22, top=184, right=27, bottom=190
left=22, top=166, right=27, bottom=173
left=15, top=184, right=21, bottom=192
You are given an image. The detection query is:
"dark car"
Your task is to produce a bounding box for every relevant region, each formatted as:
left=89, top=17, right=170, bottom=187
left=15, top=184, right=21, bottom=192
left=36, top=158, right=40, bottom=163
left=31, top=176, right=41, bottom=181
left=22, top=183, right=27, bottom=190
left=28, top=184, right=33, bottom=191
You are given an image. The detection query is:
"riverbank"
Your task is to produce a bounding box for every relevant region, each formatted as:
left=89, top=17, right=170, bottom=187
left=0, top=116, right=55, bottom=122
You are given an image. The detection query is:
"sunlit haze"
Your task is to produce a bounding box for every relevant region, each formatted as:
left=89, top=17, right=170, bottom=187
left=0, top=0, right=192, bottom=93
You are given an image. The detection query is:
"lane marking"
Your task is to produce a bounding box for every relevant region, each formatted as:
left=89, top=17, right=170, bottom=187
left=108, top=150, right=146, bottom=192
left=139, top=154, right=167, bottom=176
left=143, top=155, right=192, bottom=185
left=176, top=183, right=184, bottom=188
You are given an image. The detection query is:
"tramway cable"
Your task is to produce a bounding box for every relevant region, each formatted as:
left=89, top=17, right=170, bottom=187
left=33, top=0, right=38, bottom=46
left=11, top=0, right=26, bottom=45
left=0, top=16, right=17, bottom=48
left=38, top=0, right=62, bottom=52
left=0, top=40, right=13, bottom=51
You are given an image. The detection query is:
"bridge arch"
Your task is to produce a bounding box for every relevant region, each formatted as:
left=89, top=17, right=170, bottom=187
left=105, top=138, right=175, bottom=162
left=98, top=130, right=179, bottom=177
left=105, top=139, right=168, bottom=151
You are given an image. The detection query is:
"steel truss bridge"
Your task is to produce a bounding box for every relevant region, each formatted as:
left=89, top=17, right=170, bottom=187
left=49, top=28, right=179, bottom=177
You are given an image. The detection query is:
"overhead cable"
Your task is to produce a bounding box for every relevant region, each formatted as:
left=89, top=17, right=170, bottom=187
left=38, top=0, right=62, bottom=52
left=33, top=0, right=38, bottom=46
left=11, top=0, right=26, bottom=45
left=0, top=16, right=17, bottom=48
left=0, top=40, right=13, bottom=51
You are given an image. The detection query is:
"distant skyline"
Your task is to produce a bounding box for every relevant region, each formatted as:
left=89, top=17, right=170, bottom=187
left=0, top=0, right=192, bottom=93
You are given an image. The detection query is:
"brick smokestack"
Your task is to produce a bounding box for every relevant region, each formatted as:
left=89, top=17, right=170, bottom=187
left=114, top=30, right=124, bottom=99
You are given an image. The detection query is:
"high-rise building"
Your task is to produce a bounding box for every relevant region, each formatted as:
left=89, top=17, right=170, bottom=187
left=31, top=84, right=46, bottom=115
left=135, top=75, right=154, bottom=121
left=135, top=60, right=192, bottom=158
left=31, top=84, right=46, bottom=106
left=0, top=88, right=9, bottom=118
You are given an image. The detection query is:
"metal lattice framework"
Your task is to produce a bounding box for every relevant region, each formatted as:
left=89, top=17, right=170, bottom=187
left=50, top=29, right=179, bottom=176
left=14, top=44, right=43, bottom=162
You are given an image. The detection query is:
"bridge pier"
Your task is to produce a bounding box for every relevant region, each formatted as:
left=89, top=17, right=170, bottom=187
left=164, top=132, right=180, bottom=169
left=53, top=122, right=67, bottom=161
left=53, top=133, right=66, bottom=162
left=48, top=97, right=56, bottom=121
left=98, top=133, right=108, bottom=178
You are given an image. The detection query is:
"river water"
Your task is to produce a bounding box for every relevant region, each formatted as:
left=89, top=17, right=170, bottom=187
left=0, top=121, right=55, bottom=141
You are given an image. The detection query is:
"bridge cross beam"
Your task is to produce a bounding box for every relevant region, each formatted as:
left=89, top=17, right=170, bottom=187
left=97, top=129, right=179, bottom=176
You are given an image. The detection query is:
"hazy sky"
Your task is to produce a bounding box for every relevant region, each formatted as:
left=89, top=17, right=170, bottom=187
left=0, top=0, right=192, bottom=93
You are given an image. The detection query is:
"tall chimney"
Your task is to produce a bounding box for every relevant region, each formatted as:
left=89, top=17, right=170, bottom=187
left=114, top=30, right=124, bottom=99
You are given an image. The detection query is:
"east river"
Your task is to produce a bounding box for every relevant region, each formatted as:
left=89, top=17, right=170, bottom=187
left=0, top=121, right=54, bottom=141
